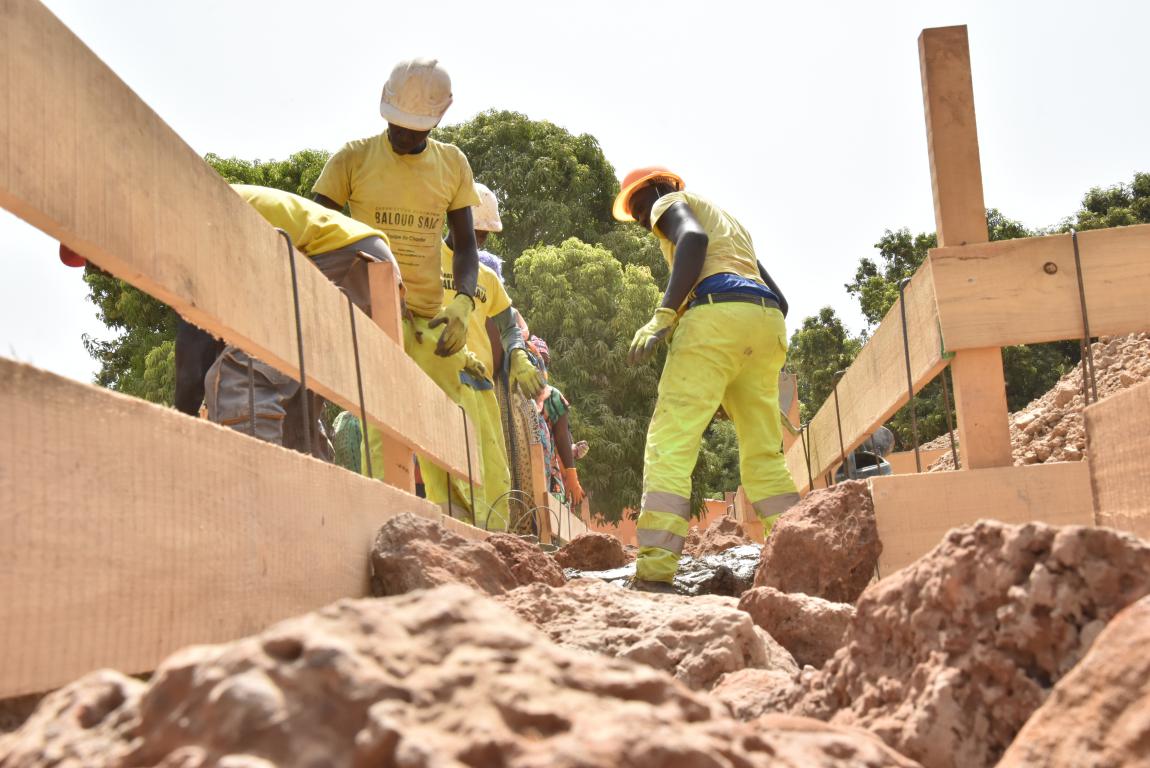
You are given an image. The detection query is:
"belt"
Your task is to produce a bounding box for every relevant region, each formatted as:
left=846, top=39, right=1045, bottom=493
left=687, top=292, right=780, bottom=311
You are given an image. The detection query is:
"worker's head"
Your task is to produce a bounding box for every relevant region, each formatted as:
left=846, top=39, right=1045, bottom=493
left=612, top=166, right=685, bottom=229
left=472, top=183, right=503, bottom=248
left=380, top=58, right=453, bottom=153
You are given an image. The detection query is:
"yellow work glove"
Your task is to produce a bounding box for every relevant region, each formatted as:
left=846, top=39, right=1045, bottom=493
left=563, top=467, right=586, bottom=506
left=429, top=293, right=474, bottom=356
left=628, top=307, right=678, bottom=365
left=462, top=350, right=489, bottom=382
left=509, top=347, right=545, bottom=398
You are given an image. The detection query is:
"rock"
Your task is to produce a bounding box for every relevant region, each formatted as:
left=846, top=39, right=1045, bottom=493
left=791, top=521, right=1150, bottom=768
left=487, top=533, right=566, bottom=588
left=0, top=693, right=43, bottom=736
left=997, top=594, right=1150, bottom=767
left=553, top=532, right=628, bottom=571
left=739, top=587, right=855, bottom=668
left=755, top=481, right=880, bottom=604
left=684, top=516, right=752, bottom=557
left=369, top=513, right=517, bottom=596
left=498, top=578, right=796, bottom=691
left=711, top=668, right=799, bottom=720
left=0, top=585, right=915, bottom=767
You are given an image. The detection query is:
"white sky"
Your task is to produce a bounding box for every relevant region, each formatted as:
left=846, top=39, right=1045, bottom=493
left=3, top=0, right=1148, bottom=384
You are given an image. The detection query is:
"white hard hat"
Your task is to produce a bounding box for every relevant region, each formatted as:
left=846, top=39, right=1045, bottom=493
left=472, top=183, right=503, bottom=233
left=379, top=58, right=453, bottom=131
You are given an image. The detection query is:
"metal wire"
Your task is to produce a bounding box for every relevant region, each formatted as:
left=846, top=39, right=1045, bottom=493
left=1070, top=229, right=1099, bottom=405
left=276, top=228, right=311, bottom=456
left=940, top=364, right=960, bottom=470
left=898, top=278, right=922, bottom=472
left=832, top=370, right=848, bottom=482
left=461, top=404, right=477, bottom=516
left=799, top=422, right=814, bottom=490
left=346, top=295, right=373, bottom=480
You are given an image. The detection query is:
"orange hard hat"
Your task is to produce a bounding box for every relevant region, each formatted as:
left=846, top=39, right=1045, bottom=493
left=612, top=166, right=685, bottom=222
left=59, top=243, right=87, bottom=268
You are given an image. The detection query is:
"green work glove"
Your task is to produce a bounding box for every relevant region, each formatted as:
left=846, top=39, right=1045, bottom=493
left=462, top=350, right=489, bottom=382
left=628, top=308, right=677, bottom=365
left=509, top=347, right=545, bottom=398
left=429, top=293, right=474, bottom=356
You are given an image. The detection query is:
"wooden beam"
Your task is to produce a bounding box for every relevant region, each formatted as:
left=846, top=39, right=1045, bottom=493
left=930, top=224, right=1150, bottom=349
left=784, top=261, right=947, bottom=492
left=0, top=0, right=477, bottom=478
left=870, top=462, right=1095, bottom=575
left=919, top=24, right=1012, bottom=469
left=1085, top=379, right=1150, bottom=541
left=366, top=261, right=416, bottom=493
left=530, top=442, right=554, bottom=545
left=0, top=357, right=488, bottom=698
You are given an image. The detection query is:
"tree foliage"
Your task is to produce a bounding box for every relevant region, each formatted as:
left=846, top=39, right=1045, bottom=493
left=786, top=307, right=863, bottom=423
left=1062, top=171, right=1150, bottom=231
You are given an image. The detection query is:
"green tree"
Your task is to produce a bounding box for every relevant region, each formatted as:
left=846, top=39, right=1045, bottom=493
left=1062, top=172, right=1150, bottom=231
left=786, top=307, right=863, bottom=423
left=433, top=110, right=618, bottom=274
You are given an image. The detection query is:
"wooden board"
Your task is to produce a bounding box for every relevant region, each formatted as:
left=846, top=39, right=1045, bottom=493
left=930, top=224, right=1150, bottom=349
left=0, top=0, right=476, bottom=478
left=884, top=448, right=949, bottom=475
left=366, top=261, right=416, bottom=492
left=785, top=261, right=947, bottom=491
left=1085, top=378, right=1150, bottom=541
left=0, top=357, right=487, bottom=698
left=870, top=462, right=1095, bottom=576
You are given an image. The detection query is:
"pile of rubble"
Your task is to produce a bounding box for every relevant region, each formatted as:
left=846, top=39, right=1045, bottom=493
left=928, top=333, right=1150, bottom=470
left=4, top=484, right=1150, bottom=767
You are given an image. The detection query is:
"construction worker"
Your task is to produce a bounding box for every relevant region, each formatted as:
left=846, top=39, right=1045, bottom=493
left=198, top=184, right=398, bottom=452
left=426, top=183, right=545, bottom=529
left=614, top=166, right=799, bottom=587
left=312, top=57, right=487, bottom=497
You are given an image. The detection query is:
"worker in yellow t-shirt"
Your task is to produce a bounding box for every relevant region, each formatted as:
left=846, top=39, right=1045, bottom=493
left=426, top=183, right=545, bottom=530
left=613, top=166, right=800, bottom=589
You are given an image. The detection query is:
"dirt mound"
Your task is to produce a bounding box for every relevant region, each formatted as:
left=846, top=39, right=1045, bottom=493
left=684, top=516, right=753, bottom=557
left=499, top=579, right=796, bottom=691
left=553, top=532, right=629, bottom=571
left=998, top=594, right=1150, bottom=767
left=791, top=520, right=1150, bottom=768
left=0, top=585, right=917, bottom=768
left=739, top=587, right=855, bottom=668
left=930, top=333, right=1150, bottom=470
left=754, top=481, right=880, bottom=604
left=487, top=532, right=566, bottom=588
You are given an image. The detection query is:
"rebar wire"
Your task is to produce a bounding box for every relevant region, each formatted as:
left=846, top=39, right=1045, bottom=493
left=246, top=356, right=256, bottom=438
left=276, top=228, right=311, bottom=456
left=898, top=278, right=922, bottom=472
left=937, top=364, right=960, bottom=470
left=1070, top=230, right=1099, bottom=405
left=832, top=370, right=848, bottom=483
left=799, top=422, right=814, bottom=490
left=346, top=295, right=373, bottom=480
left=461, top=405, right=477, bottom=516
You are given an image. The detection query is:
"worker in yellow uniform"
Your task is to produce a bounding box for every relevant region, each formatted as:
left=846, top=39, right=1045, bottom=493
left=430, top=183, right=544, bottom=529
left=613, top=166, right=800, bottom=588
left=312, top=57, right=486, bottom=498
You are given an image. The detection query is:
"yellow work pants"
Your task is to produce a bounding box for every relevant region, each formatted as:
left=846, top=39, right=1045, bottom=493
left=635, top=302, right=800, bottom=582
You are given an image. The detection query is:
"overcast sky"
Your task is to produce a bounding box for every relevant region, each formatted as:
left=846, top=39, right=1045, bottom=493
left=3, top=0, right=1148, bottom=384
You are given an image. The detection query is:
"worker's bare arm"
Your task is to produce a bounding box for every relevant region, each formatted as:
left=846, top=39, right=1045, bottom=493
left=446, top=208, right=479, bottom=299
left=312, top=193, right=342, bottom=212
left=654, top=201, right=709, bottom=311
left=757, top=262, right=788, bottom=317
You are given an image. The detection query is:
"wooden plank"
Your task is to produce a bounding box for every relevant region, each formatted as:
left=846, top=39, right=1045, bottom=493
left=530, top=442, right=553, bottom=545
left=0, top=357, right=488, bottom=698
left=870, top=462, right=1095, bottom=575
left=1085, top=378, right=1150, bottom=541
left=366, top=261, right=416, bottom=493
left=931, top=224, right=1150, bottom=349
left=0, top=0, right=476, bottom=478
left=779, top=371, right=800, bottom=451
left=784, top=260, right=947, bottom=491
left=885, top=448, right=949, bottom=475
left=919, top=23, right=1011, bottom=469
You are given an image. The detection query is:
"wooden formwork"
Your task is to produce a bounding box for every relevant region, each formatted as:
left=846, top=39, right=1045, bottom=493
left=1085, top=379, right=1150, bottom=541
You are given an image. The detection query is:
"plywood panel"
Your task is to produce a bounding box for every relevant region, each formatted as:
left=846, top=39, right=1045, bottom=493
left=0, top=357, right=487, bottom=698
left=931, top=224, right=1150, bottom=349
left=0, top=0, right=476, bottom=477
left=871, top=462, right=1095, bottom=576
left=1085, top=378, right=1150, bottom=541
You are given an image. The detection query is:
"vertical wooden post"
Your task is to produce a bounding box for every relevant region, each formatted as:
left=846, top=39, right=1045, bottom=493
left=919, top=25, right=1012, bottom=469
left=530, top=442, right=553, bottom=544
left=365, top=261, right=416, bottom=493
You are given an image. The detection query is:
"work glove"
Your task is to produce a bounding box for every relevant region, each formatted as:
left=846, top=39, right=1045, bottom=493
left=461, top=350, right=489, bottom=382
left=627, top=307, right=678, bottom=365
left=573, top=440, right=590, bottom=460
left=563, top=467, right=586, bottom=506
left=509, top=347, right=545, bottom=398
left=429, top=293, right=474, bottom=356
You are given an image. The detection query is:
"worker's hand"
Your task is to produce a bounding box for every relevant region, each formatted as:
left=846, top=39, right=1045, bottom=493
left=461, top=350, right=490, bottom=382
left=509, top=347, right=545, bottom=398
left=563, top=467, right=585, bottom=506
left=573, top=440, right=590, bottom=460
left=429, top=293, right=474, bottom=356
left=628, top=308, right=678, bottom=365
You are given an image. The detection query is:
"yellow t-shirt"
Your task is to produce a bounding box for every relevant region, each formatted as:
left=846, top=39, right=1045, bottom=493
left=441, top=243, right=512, bottom=373
left=313, top=135, right=480, bottom=316
left=231, top=184, right=388, bottom=257
left=650, top=190, right=765, bottom=306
